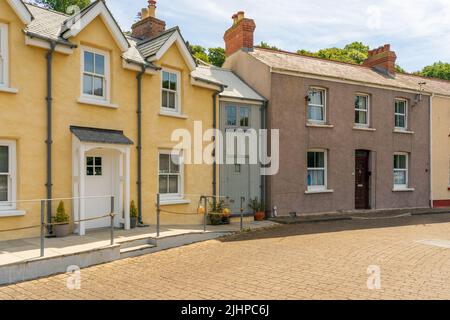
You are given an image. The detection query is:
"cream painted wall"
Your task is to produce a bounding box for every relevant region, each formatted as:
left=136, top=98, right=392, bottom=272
left=0, top=6, right=216, bottom=240
left=432, top=96, right=450, bottom=204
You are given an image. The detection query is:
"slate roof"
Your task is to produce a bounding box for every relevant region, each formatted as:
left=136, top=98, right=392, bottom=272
left=25, top=3, right=69, bottom=42
left=192, top=66, right=266, bottom=102
left=137, top=27, right=180, bottom=59
left=70, top=126, right=134, bottom=145
left=250, top=47, right=450, bottom=97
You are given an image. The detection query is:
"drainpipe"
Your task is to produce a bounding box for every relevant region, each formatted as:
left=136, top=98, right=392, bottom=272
left=430, top=94, right=434, bottom=208
left=136, top=65, right=145, bottom=225
left=46, top=42, right=56, bottom=235
left=212, top=86, right=225, bottom=202
left=260, top=100, right=268, bottom=211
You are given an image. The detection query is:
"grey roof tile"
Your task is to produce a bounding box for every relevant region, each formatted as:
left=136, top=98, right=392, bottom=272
left=70, top=126, right=134, bottom=145
left=137, top=27, right=179, bottom=59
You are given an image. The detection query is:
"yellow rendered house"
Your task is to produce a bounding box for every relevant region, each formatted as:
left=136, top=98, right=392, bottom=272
left=0, top=0, right=227, bottom=240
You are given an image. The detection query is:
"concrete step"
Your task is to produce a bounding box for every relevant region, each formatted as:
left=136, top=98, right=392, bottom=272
left=118, top=237, right=157, bottom=249
left=119, top=244, right=157, bottom=259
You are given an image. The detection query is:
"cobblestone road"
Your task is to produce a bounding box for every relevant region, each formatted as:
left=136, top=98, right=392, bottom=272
left=2, top=214, right=450, bottom=300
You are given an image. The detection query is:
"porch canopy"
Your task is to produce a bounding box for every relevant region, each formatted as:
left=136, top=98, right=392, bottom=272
left=70, top=126, right=133, bottom=236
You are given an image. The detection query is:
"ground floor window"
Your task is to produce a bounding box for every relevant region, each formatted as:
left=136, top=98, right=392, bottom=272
left=158, top=151, right=182, bottom=198
left=307, top=150, right=327, bottom=191
left=0, top=140, right=16, bottom=210
left=394, top=153, right=408, bottom=189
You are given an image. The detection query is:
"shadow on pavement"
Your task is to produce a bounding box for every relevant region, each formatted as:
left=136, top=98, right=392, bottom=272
left=221, top=213, right=450, bottom=243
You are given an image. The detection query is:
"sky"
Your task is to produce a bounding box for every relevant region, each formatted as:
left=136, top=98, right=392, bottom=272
left=107, top=0, right=450, bottom=72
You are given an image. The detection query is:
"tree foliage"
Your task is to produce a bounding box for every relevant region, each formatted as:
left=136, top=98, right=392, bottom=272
left=297, top=42, right=369, bottom=64
left=419, top=61, right=450, bottom=81
left=34, top=0, right=91, bottom=14
left=259, top=41, right=280, bottom=51
left=189, top=45, right=226, bottom=67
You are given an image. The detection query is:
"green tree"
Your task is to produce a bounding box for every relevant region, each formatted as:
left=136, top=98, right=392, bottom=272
left=189, top=44, right=210, bottom=64
left=259, top=41, right=280, bottom=51
left=419, top=61, right=450, bottom=80
left=34, top=0, right=91, bottom=13
left=208, top=47, right=226, bottom=67
left=297, top=42, right=369, bottom=64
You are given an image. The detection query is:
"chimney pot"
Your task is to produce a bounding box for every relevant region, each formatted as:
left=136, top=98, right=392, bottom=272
left=224, top=11, right=256, bottom=57
left=132, top=0, right=166, bottom=40
left=141, top=8, right=149, bottom=20
left=148, top=0, right=157, bottom=18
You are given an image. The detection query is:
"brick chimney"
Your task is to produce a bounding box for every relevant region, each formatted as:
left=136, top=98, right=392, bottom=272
left=363, top=44, right=397, bottom=76
left=131, top=1, right=166, bottom=40
left=224, top=11, right=256, bottom=57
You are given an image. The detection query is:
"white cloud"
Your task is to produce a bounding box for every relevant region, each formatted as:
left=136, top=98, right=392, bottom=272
left=107, top=0, right=450, bottom=71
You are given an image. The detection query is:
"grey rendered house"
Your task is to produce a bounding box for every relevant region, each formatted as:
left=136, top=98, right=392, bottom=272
left=192, top=66, right=266, bottom=214
left=223, top=12, right=435, bottom=216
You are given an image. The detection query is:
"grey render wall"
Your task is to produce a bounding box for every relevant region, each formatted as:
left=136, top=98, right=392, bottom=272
left=268, top=72, right=431, bottom=215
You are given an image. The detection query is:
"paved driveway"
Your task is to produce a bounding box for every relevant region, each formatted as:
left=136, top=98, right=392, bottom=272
left=2, top=214, right=450, bottom=300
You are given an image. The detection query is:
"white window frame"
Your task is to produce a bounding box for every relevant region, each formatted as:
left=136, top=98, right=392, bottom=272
left=161, top=68, right=181, bottom=114
left=307, top=87, right=327, bottom=124
left=158, top=150, right=184, bottom=200
left=394, top=99, right=408, bottom=131
left=0, top=23, right=9, bottom=88
left=393, top=152, right=409, bottom=190
left=86, top=156, right=103, bottom=177
left=225, top=105, right=251, bottom=129
left=80, top=46, right=110, bottom=102
left=355, top=93, right=370, bottom=128
left=0, top=140, right=17, bottom=211
left=307, top=149, right=327, bottom=192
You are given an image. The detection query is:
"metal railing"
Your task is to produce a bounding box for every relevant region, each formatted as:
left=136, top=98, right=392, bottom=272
left=0, top=195, right=116, bottom=257
left=155, top=193, right=246, bottom=237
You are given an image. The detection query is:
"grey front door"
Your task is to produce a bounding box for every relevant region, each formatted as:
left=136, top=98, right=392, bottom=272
left=225, top=159, right=250, bottom=214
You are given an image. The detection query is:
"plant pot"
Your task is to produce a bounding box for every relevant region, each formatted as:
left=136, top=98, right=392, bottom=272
left=209, top=213, right=223, bottom=225
left=130, top=217, right=138, bottom=229
left=54, top=223, right=71, bottom=238
left=254, top=211, right=265, bottom=221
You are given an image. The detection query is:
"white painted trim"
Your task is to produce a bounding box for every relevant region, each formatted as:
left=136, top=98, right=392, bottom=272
left=0, top=23, right=9, bottom=88
left=353, top=127, right=376, bottom=132
left=62, top=1, right=129, bottom=52
left=0, top=140, right=17, bottom=211
left=392, top=188, right=415, bottom=192
left=80, top=46, right=111, bottom=104
left=219, top=97, right=264, bottom=106
left=161, top=68, right=182, bottom=114
left=158, top=111, right=188, bottom=119
left=306, top=149, right=328, bottom=192
left=147, top=31, right=196, bottom=71
left=122, top=60, right=156, bottom=75
left=393, top=152, right=409, bottom=190
left=158, top=149, right=184, bottom=200
left=25, top=36, right=74, bottom=55
left=0, top=210, right=25, bottom=217
left=304, top=189, right=334, bottom=194
left=190, top=77, right=221, bottom=91
left=160, top=199, right=191, bottom=206
left=394, top=98, right=408, bottom=131
left=0, top=87, right=18, bottom=94
left=430, top=94, right=434, bottom=208
left=306, top=123, right=334, bottom=128
left=77, top=98, right=118, bottom=109
left=307, top=87, right=327, bottom=124
left=6, top=0, right=33, bottom=25
left=393, top=129, right=414, bottom=135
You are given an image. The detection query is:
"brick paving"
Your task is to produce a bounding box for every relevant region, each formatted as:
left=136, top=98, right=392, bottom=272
left=2, top=214, right=450, bottom=300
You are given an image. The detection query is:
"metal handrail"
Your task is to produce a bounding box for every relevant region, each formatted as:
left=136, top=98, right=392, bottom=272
left=0, top=195, right=115, bottom=204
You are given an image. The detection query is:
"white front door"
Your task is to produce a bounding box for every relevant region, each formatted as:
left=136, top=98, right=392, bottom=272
left=85, top=150, right=114, bottom=230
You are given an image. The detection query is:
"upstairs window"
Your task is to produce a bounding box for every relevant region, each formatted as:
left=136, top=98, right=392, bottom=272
left=308, top=88, right=326, bottom=124
left=395, top=99, right=408, bottom=130
left=355, top=94, right=369, bottom=127
left=225, top=106, right=251, bottom=129
left=82, top=48, right=108, bottom=101
left=161, top=70, right=180, bottom=113
left=394, top=153, right=408, bottom=189
left=307, top=150, right=327, bottom=191
left=0, top=23, right=9, bottom=87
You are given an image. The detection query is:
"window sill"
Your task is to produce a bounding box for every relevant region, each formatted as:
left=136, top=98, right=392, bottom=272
left=160, top=198, right=191, bottom=206
left=394, top=129, right=414, bottom=135
left=0, top=87, right=19, bottom=94
left=305, top=189, right=334, bottom=194
left=353, top=126, right=376, bottom=132
left=0, top=210, right=26, bottom=217
left=306, top=123, right=334, bottom=128
left=77, top=98, right=119, bottom=109
left=159, top=111, right=188, bottom=119
left=392, top=188, right=415, bottom=192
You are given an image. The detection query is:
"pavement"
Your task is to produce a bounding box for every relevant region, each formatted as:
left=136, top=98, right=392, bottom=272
left=2, top=213, right=450, bottom=299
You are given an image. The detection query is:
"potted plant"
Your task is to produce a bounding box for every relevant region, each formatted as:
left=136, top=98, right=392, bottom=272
left=222, top=207, right=231, bottom=225
left=130, top=200, right=138, bottom=229
left=249, top=197, right=265, bottom=221
left=53, top=201, right=71, bottom=237
left=208, top=200, right=226, bottom=225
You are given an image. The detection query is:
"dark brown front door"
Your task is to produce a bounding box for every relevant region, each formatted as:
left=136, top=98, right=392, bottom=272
left=355, top=150, right=370, bottom=210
